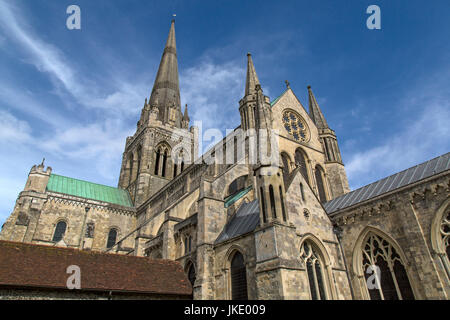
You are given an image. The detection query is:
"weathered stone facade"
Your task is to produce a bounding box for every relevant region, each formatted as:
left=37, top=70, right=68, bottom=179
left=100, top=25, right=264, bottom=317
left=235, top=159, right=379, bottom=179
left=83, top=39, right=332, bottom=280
left=1, top=20, right=449, bottom=300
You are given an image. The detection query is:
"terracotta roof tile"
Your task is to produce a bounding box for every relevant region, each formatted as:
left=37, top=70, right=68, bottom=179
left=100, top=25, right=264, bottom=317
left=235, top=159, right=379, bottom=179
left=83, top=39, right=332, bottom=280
left=0, top=240, right=192, bottom=296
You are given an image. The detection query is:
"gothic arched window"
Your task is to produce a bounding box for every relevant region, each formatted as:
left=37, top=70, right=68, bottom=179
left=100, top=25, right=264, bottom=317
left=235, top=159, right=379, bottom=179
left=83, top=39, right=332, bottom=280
left=361, top=233, right=415, bottom=300
left=279, top=186, right=287, bottom=221
left=128, top=154, right=134, bottom=184
left=315, top=165, right=327, bottom=203
left=281, top=153, right=290, bottom=183
left=260, top=187, right=267, bottom=224
left=184, top=235, right=192, bottom=254
left=136, top=146, right=142, bottom=177
left=230, top=251, right=248, bottom=300
left=52, top=221, right=67, bottom=242
left=269, top=185, right=277, bottom=219
left=173, top=163, right=178, bottom=178
left=181, top=161, right=185, bottom=173
left=154, top=148, right=161, bottom=175
left=440, top=210, right=450, bottom=262
left=301, top=241, right=328, bottom=300
left=295, top=148, right=309, bottom=183
left=106, top=228, right=118, bottom=249
left=300, top=183, right=305, bottom=202
left=187, top=263, right=196, bottom=286
left=162, top=150, right=168, bottom=177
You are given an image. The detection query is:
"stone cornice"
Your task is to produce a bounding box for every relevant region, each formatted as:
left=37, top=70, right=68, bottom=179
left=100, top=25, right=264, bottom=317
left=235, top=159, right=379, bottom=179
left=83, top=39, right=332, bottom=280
left=331, top=175, right=449, bottom=227
left=329, top=171, right=449, bottom=219
left=47, top=192, right=136, bottom=216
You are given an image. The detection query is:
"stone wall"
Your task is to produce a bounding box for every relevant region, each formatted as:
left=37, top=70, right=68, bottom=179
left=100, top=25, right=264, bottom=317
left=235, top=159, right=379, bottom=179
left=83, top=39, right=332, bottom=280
left=0, top=287, right=189, bottom=300
left=331, top=173, right=450, bottom=300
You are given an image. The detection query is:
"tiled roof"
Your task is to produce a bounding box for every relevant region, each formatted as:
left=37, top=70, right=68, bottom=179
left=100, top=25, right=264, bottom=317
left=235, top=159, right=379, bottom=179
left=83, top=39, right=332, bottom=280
left=0, top=240, right=192, bottom=296
left=216, top=200, right=260, bottom=244
left=325, top=152, right=450, bottom=215
left=224, top=186, right=252, bottom=208
left=46, top=174, right=133, bottom=207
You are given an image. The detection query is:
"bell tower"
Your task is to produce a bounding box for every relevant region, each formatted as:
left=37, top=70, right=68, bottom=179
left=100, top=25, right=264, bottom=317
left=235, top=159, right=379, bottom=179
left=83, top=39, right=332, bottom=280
left=118, top=20, right=196, bottom=206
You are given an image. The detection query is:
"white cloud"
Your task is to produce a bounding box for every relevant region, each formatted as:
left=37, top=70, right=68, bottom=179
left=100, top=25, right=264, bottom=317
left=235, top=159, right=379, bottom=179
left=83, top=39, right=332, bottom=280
left=0, top=110, right=32, bottom=143
left=345, top=101, right=450, bottom=189
left=180, top=59, right=245, bottom=131
left=0, top=1, right=146, bottom=117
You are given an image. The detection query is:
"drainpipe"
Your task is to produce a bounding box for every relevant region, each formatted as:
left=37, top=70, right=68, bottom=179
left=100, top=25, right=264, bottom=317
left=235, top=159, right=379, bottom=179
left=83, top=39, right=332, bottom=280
left=333, top=224, right=355, bottom=300
left=78, top=207, right=90, bottom=248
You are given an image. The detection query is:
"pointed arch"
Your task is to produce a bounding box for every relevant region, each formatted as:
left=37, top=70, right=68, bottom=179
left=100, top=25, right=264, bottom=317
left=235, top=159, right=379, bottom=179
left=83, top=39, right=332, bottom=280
left=269, top=185, right=277, bottom=219
left=128, top=153, right=134, bottom=184
left=352, top=226, right=415, bottom=300
left=315, top=165, right=327, bottom=203
left=154, top=147, right=161, bottom=175
left=295, top=147, right=309, bottom=183
left=280, top=152, right=291, bottom=183
left=228, top=250, right=248, bottom=300
left=431, top=198, right=450, bottom=280
left=299, top=234, right=336, bottom=299
left=154, top=142, right=172, bottom=177
left=52, top=220, right=67, bottom=242
left=185, top=260, right=196, bottom=286
left=136, top=145, right=142, bottom=177
left=162, top=150, right=168, bottom=177
left=106, top=227, right=119, bottom=249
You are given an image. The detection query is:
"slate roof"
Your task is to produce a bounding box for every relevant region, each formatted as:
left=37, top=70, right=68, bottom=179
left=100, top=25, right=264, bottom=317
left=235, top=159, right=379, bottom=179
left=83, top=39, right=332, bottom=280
left=0, top=240, right=192, bottom=296
left=324, top=152, right=450, bottom=215
left=46, top=174, right=133, bottom=207
left=216, top=200, right=260, bottom=244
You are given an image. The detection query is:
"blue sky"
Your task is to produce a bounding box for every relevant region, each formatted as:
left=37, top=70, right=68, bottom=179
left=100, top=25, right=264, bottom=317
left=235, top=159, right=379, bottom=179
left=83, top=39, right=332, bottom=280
left=0, top=0, right=449, bottom=226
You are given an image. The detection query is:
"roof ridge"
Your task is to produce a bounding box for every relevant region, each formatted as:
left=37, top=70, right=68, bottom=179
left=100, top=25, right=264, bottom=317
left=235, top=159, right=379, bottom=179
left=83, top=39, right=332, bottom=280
left=50, top=173, right=126, bottom=190
left=270, top=88, right=289, bottom=107
left=324, top=152, right=450, bottom=214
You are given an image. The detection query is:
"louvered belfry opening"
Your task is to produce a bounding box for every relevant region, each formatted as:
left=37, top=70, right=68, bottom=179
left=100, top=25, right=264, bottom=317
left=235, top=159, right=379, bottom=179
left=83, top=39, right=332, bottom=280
left=230, top=251, right=248, bottom=300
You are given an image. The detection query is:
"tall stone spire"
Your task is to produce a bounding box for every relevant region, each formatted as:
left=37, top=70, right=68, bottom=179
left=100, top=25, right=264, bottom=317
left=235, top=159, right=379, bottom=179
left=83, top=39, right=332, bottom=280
left=244, top=53, right=261, bottom=96
left=149, top=20, right=182, bottom=126
left=308, top=85, right=329, bottom=129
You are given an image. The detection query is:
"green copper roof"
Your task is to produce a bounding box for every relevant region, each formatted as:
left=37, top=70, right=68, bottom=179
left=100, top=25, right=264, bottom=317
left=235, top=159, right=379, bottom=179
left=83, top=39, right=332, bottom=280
left=270, top=89, right=287, bottom=107
left=224, top=186, right=252, bottom=208
left=46, top=174, right=133, bottom=207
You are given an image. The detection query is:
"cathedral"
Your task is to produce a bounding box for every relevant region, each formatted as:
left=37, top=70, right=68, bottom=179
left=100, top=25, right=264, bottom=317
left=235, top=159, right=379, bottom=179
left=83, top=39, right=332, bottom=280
left=0, top=20, right=449, bottom=300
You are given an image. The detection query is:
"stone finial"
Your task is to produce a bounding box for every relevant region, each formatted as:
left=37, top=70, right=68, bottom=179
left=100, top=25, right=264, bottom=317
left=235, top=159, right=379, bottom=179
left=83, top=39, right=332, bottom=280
left=285, top=80, right=290, bottom=88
